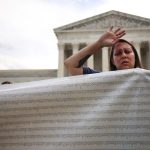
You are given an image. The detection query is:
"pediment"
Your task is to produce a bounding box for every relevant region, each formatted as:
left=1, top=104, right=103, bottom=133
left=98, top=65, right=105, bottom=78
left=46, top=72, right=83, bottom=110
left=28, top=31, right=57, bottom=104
left=54, top=10, right=150, bottom=32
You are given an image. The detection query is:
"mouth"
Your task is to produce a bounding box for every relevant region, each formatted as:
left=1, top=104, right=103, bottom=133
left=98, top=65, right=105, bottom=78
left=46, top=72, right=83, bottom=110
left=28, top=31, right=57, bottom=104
left=121, top=60, right=129, bottom=65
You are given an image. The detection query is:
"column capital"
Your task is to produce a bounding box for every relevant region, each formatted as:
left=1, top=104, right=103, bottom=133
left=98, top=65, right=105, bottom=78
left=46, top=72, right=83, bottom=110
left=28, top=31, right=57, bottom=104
left=57, top=43, right=65, bottom=50
left=72, top=43, right=79, bottom=48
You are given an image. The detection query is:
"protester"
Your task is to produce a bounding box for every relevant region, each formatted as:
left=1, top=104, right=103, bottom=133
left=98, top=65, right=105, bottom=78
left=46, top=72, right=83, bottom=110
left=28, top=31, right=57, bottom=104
left=64, top=26, right=142, bottom=75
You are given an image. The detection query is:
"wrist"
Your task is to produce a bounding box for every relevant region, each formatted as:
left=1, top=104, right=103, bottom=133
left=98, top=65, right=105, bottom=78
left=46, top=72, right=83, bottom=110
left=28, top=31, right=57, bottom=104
left=94, top=40, right=103, bottom=51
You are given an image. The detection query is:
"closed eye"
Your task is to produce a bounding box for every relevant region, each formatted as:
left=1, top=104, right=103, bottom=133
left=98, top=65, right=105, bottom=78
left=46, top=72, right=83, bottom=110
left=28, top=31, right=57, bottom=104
left=114, top=48, right=133, bottom=56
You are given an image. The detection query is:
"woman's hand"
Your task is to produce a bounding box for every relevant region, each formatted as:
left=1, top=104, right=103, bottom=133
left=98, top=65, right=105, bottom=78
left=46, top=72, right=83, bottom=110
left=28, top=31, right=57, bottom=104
left=97, top=26, right=126, bottom=48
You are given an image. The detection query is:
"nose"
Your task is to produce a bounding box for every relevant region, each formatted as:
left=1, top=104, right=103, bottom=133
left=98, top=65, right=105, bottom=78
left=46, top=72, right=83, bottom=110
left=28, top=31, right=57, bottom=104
left=121, top=51, right=127, bottom=57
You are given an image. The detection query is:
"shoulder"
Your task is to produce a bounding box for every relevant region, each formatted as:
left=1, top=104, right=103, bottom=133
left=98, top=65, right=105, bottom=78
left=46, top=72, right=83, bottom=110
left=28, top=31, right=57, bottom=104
left=83, top=66, right=100, bottom=74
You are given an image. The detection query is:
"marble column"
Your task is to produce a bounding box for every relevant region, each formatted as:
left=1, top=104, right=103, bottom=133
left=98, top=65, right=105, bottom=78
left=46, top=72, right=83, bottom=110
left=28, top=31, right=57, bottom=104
left=133, top=41, right=141, bottom=61
left=87, top=55, right=94, bottom=69
left=72, top=43, right=79, bottom=54
left=148, top=41, right=150, bottom=70
left=87, top=43, right=94, bottom=68
left=57, top=43, right=65, bottom=77
left=102, top=47, right=109, bottom=72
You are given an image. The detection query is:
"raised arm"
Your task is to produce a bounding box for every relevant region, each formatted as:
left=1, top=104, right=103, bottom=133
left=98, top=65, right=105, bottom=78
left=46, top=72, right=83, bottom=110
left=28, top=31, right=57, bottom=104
left=64, top=27, right=126, bottom=75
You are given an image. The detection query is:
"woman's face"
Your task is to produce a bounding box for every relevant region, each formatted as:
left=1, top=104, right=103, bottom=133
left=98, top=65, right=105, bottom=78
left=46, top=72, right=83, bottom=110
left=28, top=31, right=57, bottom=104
left=112, top=42, right=135, bottom=70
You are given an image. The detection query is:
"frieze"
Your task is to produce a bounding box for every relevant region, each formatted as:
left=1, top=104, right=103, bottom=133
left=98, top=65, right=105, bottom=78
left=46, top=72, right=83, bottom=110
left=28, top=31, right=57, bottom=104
left=65, top=15, right=150, bottom=30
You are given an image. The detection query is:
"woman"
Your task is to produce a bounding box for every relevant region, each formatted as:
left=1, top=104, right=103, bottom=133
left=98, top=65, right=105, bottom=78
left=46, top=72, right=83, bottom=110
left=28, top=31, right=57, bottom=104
left=64, top=27, right=142, bottom=75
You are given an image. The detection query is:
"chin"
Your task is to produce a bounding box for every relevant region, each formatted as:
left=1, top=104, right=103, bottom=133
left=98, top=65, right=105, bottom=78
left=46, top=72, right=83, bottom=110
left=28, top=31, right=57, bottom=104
left=119, top=66, right=133, bottom=70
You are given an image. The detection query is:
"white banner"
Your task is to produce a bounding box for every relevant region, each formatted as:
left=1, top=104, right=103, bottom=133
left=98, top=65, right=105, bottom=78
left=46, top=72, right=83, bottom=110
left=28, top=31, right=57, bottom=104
left=0, top=68, right=150, bottom=150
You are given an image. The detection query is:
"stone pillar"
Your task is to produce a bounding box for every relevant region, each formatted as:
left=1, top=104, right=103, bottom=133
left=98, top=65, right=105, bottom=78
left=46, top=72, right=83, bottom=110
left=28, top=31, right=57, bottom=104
left=87, top=55, right=94, bottom=69
left=133, top=41, right=141, bottom=61
left=72, top=43, right=79, bottom=54
left=57, top=43, right=65, bottom=77
left=102, top=47, right=109, bottom=72
left=148, top=41, right=150, bottom=70
left=86, top=43, right=94, bottom=68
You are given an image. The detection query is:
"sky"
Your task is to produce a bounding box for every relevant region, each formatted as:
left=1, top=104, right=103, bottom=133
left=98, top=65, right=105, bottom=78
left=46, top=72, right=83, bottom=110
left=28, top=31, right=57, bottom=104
left=0, top=0, right=150, bottom=70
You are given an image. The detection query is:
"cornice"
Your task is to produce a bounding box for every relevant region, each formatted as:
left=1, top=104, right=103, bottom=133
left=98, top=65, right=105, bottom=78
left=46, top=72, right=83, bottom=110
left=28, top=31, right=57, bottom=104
left=54, top=10, right=150, bottom=33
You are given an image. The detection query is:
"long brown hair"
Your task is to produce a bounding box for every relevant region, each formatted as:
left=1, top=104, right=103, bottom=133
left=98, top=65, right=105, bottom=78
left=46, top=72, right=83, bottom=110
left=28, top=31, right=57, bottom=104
left=109, top=39, right=142, bottom=71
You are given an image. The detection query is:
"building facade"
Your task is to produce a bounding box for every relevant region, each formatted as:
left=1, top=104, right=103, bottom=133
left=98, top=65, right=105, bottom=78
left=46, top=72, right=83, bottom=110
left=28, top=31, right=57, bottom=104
left=54, top=10, right=150, bottom=77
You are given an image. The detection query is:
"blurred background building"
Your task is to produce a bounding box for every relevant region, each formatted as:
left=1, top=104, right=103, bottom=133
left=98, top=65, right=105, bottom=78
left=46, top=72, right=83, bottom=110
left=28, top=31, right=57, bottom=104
left=54, top=10, right=150, bottom=77
left=0, top=10, right=150, bottom=83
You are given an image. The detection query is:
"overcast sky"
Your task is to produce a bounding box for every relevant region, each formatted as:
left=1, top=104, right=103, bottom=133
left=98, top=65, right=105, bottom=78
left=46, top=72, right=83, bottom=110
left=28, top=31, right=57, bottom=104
left=0, top=0, right=149, bottom=69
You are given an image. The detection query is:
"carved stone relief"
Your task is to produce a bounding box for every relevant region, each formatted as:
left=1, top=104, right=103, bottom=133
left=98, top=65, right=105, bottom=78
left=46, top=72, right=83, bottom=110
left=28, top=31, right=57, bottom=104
left=64, top=15, right=150, bottom=30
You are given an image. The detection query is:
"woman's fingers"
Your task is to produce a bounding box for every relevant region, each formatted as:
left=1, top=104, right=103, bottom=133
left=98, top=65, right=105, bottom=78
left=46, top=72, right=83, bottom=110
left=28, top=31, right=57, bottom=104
left=108, top=26, right=113, bottom=31
left=101, top=27, right=126, bottom=46
left=114, top=27, right=121, bottom=33
left=108, top=27, right=126, bottom=39
left=111, top=27, right=125, bottom=36
left=115, top=28, right=125, bottom=36
left=112, top=27, right=126, bottom=39
left=116, top=30, right=126, bottom=38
